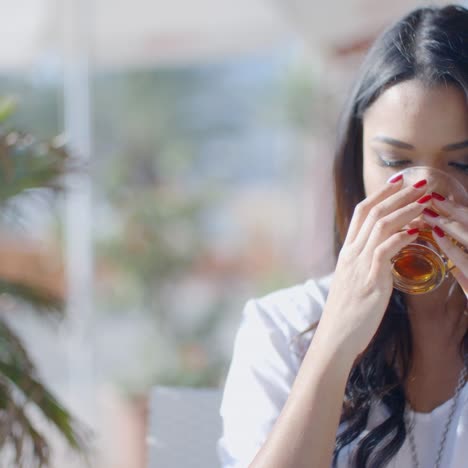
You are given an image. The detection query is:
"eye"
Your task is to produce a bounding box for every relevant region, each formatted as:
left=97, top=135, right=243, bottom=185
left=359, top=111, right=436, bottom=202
left=449, top=162, right=468, bottom=173
left=377, top=155, right=412, bottom=168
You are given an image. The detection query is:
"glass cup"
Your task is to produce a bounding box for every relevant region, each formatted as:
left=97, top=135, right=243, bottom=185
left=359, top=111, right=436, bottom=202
left=390, top=167, right=468, bottom=295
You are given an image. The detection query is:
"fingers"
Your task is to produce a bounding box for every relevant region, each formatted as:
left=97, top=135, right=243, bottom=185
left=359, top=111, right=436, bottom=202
left=433, top=194, right=468, bottom=223
left=345, top=176, right=404, bottom=245
left=361, top=196, right=431, bottom=255
left=430, top=226, right=468, bottom=291
left=368, top=229, right=420, bottom=280
left=422, top=197, right=468, bottom=247
left=422, top=195, right=468, bottom=297
left=353, top=181, right=430, bottom=252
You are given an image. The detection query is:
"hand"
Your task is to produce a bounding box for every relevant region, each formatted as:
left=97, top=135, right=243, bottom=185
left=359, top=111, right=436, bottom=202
left=422, top=194, right=468, bottom=298
left=316, top=178, right=431, bottom=359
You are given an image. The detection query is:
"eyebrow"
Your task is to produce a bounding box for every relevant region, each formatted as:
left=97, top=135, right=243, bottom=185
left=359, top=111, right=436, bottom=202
left=372, top=136, right=414, bottom=150
left=372, top=136, right=468, bottom=152
left=443, top=140, right=468, bottom=151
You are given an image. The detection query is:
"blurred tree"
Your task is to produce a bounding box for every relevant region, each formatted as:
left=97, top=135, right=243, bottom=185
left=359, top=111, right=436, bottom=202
left=91, top=53, right=314, bottom=390
left=93, top=69, right=227, bottom=390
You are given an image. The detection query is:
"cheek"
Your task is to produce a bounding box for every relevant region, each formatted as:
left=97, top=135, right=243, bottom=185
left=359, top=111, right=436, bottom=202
left=362, top=154, right=389, bottom=197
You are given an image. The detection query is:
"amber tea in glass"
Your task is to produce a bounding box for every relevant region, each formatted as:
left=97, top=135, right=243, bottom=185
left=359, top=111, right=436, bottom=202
left=391, top=229, right=447, bottom=294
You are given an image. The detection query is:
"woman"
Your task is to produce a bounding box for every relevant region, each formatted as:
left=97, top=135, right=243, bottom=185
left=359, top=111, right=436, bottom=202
left=218, top=5, right=468, bottom=468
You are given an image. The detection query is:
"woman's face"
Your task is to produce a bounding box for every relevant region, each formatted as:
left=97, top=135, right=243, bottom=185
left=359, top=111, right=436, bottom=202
left=362, top=79, right=468, bottom=197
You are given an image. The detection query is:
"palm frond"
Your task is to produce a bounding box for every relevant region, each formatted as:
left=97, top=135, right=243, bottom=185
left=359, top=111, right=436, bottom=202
left=0, top=320, right=36, bottom=374
left=0, top=378, right=49, bottom=467
left=0, top=318, right=90, bottom=465
left=0, top=359, right=87, bottom=454
left=0, top=130, right=67, bottom=203
left=0, top=100, right=90, bottom=466
left=0, top=280, right=63, bottom=317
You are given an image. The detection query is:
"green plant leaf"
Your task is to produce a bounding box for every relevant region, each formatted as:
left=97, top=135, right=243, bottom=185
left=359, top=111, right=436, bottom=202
left=0, top=97, right=17, bottom=123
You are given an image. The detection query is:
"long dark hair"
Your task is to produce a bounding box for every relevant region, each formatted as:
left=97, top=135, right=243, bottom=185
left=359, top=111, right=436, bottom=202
left=331, top=5, right=468, bottom=467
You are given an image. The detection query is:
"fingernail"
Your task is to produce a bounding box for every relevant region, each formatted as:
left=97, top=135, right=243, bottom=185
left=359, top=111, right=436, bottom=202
left=389, top=174, right=403, bottom=184
left=417, top=194, right=432, bottom=204
left=407, top=228, right=419, bottom=235
left=432, top=192, right=446, bottom=201
left=423, top=208, right=439, bottom=218
left=413, top=179, right=427, bottom=188
left=433, top=226, right=445, bottom=238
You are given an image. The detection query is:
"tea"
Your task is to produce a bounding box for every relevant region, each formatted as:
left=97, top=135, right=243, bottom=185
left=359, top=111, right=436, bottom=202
left=391, top=230, right=446, bottom=294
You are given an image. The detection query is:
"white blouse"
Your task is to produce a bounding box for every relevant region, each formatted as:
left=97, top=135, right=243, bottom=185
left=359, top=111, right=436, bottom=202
left=217, top=276, right=468, bottom=467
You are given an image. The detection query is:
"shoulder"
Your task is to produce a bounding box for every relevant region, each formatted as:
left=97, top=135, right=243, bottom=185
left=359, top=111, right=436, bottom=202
left=243, top=273, right=333, bottom=341
left=235, top=274, right=333, bottom=362
left=218, top=274, right=334, bottom=466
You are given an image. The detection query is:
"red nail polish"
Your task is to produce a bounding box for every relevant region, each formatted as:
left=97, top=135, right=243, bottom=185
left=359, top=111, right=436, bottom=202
left=432, top=192, right=446, bottom=201
left=407, top=228, right=419, bottom=235
left=433, top=226, right=445, bottom=238
left=423, top=208, right=439, bottom=217
left=417, top=194, right=432, bottom=204
left=413, top=179, right=428, bottom=188
left=389, top=174, right=403, bottom=184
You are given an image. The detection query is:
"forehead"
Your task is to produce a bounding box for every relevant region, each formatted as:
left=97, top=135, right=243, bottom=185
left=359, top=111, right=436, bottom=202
left=363, top=79, right=468, bottom=146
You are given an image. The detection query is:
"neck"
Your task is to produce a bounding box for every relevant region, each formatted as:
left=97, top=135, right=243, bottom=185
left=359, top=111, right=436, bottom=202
left=402, top=280, right=467, bottom=412
left=405, top=278, right=466, bottom=374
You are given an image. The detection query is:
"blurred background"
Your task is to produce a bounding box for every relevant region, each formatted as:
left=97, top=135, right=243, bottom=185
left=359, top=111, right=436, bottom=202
left=0, top=0, right=463, bottom=467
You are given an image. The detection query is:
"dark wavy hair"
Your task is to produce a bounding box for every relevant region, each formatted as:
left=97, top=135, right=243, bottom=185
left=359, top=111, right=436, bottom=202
left=330, top=5, right=468, bottom=467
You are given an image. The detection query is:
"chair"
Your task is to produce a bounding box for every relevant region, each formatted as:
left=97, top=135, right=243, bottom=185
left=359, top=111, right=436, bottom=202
left=147, top=386, right=223, bottom=468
